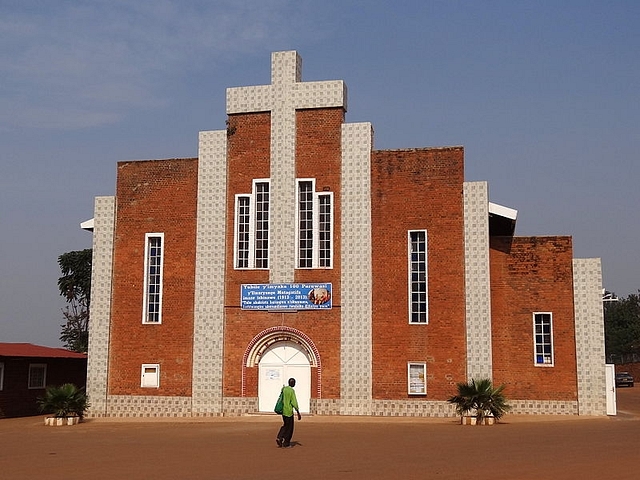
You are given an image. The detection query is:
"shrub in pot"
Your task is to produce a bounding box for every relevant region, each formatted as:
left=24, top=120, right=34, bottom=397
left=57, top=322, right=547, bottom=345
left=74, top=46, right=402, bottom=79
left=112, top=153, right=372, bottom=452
left=447, top=378, right=510, bottom=425
left=38, top=383, right=89, bottom=423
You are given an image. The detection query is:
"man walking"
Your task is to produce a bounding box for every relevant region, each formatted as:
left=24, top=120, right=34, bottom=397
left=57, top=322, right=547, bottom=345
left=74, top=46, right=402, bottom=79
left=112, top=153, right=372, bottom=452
left=276, top=378, right=301, bottom=448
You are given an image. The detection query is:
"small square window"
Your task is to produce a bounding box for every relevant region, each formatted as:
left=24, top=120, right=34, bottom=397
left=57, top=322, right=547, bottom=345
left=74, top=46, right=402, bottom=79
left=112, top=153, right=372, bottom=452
left=28, top=363, right=47, bottom=389
left=141, top=364, right=160, bottom=388
left=408, top=362, right=427, bottom=395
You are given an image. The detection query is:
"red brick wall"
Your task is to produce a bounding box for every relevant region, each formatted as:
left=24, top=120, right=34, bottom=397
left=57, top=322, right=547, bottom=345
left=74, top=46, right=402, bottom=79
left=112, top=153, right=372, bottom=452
left=109, top=159, right=198, bottom=396
left=222, top=108, right=344, bottom=399
left=371, top=147, right=467, bottom=400
left=225, top=112, right=272, bottom=299
left=490, top=236, right=578, bottom=401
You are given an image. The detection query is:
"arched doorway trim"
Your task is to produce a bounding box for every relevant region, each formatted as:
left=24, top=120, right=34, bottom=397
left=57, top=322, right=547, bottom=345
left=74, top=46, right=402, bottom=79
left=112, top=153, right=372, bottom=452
left=242, top=326, right=322, bottom=399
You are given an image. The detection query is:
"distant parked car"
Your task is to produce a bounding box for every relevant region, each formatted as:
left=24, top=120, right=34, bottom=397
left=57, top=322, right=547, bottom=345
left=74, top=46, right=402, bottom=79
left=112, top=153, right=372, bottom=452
left=615, top=372, right=634, bottom=388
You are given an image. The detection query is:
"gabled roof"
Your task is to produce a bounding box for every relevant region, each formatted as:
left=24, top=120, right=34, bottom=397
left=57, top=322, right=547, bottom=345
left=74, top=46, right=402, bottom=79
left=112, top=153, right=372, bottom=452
left=0, top=343, right=87, bottom=359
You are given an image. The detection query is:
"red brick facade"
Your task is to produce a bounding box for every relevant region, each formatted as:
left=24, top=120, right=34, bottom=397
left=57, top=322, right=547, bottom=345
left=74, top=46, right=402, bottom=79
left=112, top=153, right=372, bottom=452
left=109, top=159, right=198, bottom=397
left=90, top=51, right=604, bottom=418
left=490, top=236, right=578, bottom=400
left=222, top=108, right=344, bottom=400
left=371, top=147, right=467, bottom=400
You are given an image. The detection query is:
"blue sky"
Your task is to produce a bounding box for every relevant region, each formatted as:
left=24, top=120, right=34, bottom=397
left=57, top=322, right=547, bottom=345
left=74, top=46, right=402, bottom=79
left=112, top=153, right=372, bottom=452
left=1, top=1, right=638, bottom=347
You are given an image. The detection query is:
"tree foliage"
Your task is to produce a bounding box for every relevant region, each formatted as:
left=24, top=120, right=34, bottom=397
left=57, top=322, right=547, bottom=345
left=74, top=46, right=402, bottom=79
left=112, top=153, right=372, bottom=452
left=605, top=291, right=640, bottom=359
left=57, top=249, right=92, bottom=353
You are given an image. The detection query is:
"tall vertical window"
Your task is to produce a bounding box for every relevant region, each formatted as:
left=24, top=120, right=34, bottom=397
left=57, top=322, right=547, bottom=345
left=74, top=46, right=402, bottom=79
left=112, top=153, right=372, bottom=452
left=234, top=180, right=270, bottom=269
left=143, top=233, right=164, bottom=324
left=296, top=179, right=333, bottom=269
left=28, top=363, right=46, bottom=389
left=298, top=181, right=314, bottom=267
left=236, top=196, right=250, bottom=268
left=254, top=182, right=270, bottom=268
left=534, top=313, right=554, bottom=366
left=318, top=194, right=332, bottom=267
left=408, top=230, right=428, bottom=323
left=0, top=362, right=4, bottom=391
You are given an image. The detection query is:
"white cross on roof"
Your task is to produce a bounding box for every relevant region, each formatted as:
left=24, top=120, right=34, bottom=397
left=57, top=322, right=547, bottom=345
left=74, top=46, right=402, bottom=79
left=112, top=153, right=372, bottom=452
left=226, top=51, right=347, bottom=114
left=225, top=51, right=347, bottom=283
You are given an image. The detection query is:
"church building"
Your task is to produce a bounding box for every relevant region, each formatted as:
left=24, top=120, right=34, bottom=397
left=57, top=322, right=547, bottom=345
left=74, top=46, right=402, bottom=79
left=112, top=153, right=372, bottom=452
left=84, top=51, right=607, bottom=418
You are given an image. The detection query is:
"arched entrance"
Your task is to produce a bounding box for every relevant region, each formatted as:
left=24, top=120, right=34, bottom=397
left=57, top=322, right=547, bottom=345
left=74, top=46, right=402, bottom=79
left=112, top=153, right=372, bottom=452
left=244, top=326, right=321, bottom=414
left=258, top=341, right=310, bottom=413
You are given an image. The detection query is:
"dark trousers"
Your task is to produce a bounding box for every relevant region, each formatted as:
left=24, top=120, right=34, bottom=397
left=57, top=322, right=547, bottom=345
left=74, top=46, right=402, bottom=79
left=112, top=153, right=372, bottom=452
left=277, top=414, right=295, bottom=446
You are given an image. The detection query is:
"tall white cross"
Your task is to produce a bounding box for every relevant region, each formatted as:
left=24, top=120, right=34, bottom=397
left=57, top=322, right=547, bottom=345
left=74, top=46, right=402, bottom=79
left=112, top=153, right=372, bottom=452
left=226, top=51, right=347, bottom=283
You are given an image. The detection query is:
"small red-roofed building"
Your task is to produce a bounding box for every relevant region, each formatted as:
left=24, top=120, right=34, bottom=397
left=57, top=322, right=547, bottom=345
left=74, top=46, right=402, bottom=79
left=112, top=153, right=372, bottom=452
left=0, top=343, right=87, bottom=418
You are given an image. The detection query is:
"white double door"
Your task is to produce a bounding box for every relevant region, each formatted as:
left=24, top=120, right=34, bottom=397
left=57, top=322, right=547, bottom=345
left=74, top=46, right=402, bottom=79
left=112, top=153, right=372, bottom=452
left=258, top=341, right=310, bottom=414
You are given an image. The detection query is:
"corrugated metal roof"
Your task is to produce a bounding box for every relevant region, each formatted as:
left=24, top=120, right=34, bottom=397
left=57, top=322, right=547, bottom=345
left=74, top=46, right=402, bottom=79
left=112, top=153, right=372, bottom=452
left=0, top=343, right=87, bottom=359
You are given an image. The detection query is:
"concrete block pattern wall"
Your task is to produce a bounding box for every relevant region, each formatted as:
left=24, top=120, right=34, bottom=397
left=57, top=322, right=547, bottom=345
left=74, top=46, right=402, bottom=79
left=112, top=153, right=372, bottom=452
left=192, top=130, right=228, bottom=415
left=463, top=181, right=493, bottom=380
left=86, top=196, right=115, bottom=417
left=508, top=400, right=578, bottom=415
left=107, top=395, right=192, bottom=417
left=340, top=122, right=373, bottom=415
left=573, top=258, right=607, bottom=415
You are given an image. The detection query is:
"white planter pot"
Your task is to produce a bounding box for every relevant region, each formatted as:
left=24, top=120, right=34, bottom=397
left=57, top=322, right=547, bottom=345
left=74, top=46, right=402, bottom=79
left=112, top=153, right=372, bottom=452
left=461, top=415, right=495, bottom=426
left=44, top=416, right=80, bottom=426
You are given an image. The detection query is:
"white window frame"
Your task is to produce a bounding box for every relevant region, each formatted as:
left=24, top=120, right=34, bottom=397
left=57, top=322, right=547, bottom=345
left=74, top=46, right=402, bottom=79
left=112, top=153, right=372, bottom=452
left=408, top=230, right=428, bottom=324
left=141, top=364, right=160, bottom=388
left=234, top=179, right=270, bottom=270
left=142, top=233, right=164, bottom=324
left=295, top=179, right=334, bottom=269
left=408, top=362, right=427, bottom=395
left=533, top=312, right=554, bottom=367
left=0, top=362, right=4, bottom=391
left=28, top=363, right=47, bottom=389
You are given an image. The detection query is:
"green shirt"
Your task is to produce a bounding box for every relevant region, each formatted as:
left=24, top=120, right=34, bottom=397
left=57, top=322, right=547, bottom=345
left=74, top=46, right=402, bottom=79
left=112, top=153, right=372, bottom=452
left=281, top=385, right=299, bottom=417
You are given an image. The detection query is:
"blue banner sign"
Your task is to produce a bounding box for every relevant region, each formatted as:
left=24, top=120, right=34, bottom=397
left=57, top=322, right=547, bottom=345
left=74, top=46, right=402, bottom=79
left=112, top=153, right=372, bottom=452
left=241, top=283, right=332, bottom=310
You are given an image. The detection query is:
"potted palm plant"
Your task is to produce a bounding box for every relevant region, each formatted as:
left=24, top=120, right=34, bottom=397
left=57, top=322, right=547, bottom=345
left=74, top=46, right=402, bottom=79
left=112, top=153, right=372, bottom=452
left=447, top=378, right=510, bottom=425
left=38, top=383, right=89, bottom=426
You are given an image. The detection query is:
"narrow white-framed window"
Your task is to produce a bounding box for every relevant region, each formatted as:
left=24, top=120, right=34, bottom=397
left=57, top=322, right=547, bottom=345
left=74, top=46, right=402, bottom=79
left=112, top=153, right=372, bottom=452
left=408, top=362, right=427, bottom=395
left=408, top=230, right=428, bottom=323
left=234, top=180, right=270, bottom=269
left=0, top=362, right=4, bottom=391
left=236, top=195, right=251, bottom=268
left=143, top=233, right=164, bottom=324
left=296, top=179, right=333, bottom=269
left=318, top=192, right=333, bottom=267
left=28, top=363, right=46, bottom=389
left=141, top=364, right=160, bottom=388
left=533, top=312, right=554, bottom=366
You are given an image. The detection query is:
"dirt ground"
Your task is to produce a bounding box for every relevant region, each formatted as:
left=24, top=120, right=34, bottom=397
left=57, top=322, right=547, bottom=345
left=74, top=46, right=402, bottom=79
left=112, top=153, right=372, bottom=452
left=1, top=388, right=639, bottom=480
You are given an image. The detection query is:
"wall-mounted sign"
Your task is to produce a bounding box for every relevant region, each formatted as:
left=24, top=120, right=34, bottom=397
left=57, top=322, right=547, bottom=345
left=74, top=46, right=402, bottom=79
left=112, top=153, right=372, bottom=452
left=408, top=362, right=427, bottom=395
left=241, top=283, right=332, bottom=310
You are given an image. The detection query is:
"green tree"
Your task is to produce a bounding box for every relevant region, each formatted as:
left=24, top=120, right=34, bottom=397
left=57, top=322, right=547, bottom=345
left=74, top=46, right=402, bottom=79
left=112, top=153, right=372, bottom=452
left=57, top=249, right=92, bottom=353
left=605, top=291, right=640, bottom=361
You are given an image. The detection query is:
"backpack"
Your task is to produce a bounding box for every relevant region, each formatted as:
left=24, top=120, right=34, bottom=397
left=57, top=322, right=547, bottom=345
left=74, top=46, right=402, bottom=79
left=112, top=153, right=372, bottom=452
left=274, top=387, right=284, bottom=414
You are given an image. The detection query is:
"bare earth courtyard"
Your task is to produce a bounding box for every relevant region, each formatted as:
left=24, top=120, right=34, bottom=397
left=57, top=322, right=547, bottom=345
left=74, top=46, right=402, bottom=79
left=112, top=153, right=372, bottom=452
left=2, top=388, right=639, bottom=480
